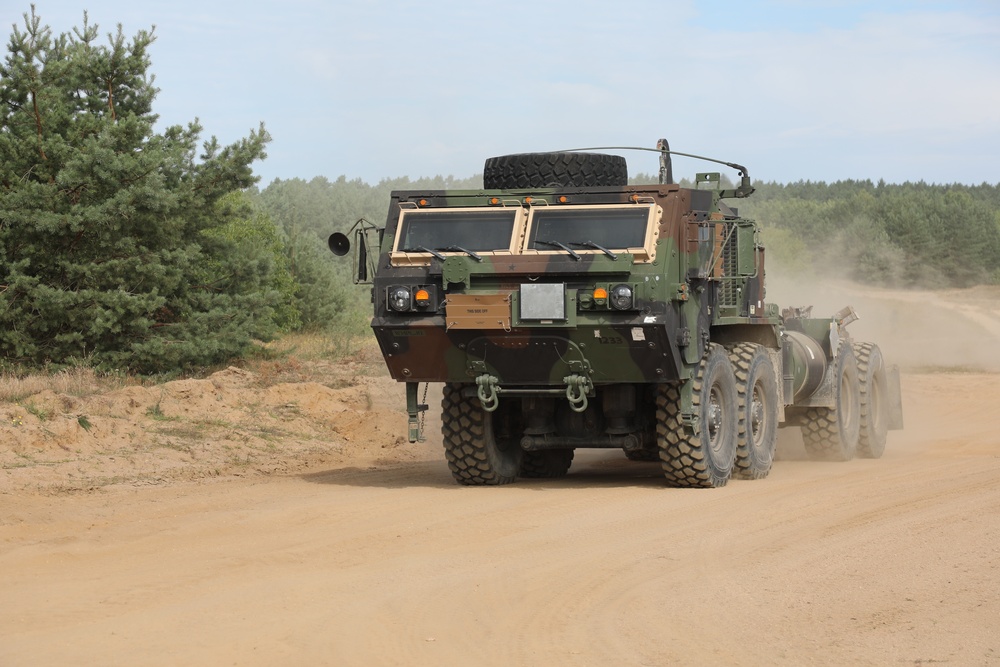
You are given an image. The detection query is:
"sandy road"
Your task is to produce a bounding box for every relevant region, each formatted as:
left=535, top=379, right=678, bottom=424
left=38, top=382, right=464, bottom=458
left=2, top=371, right=998, bottom=666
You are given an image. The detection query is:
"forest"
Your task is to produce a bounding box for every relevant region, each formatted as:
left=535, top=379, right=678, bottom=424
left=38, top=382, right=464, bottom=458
left=2, top=9, right=998, bottom=373
left=258, top=172, right=1000, bottom=296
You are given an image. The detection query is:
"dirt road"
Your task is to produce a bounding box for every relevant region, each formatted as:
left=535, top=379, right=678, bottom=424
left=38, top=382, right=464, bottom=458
left=2, top=285, right=999, bottom=666
left=1, top=371, right=997, bottom=666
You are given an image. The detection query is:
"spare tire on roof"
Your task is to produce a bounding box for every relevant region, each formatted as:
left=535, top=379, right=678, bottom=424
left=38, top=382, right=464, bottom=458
left=483, top=152, right=628, bottom=189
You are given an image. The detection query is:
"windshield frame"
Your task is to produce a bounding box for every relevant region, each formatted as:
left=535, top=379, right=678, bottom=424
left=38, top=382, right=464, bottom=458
left=390, top=206, right=528, bottom=266
left=521, top=203, right=659, bottom=263
left=388, top=202, right=660, bottom=266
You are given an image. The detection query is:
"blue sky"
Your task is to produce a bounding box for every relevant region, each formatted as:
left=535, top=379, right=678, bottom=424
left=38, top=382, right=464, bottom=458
left=8, top=0, right=1000, bottom=186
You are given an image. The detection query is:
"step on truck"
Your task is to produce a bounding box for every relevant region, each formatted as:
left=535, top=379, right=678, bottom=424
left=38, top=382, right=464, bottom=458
left=330, top=141, right=904, bottom=487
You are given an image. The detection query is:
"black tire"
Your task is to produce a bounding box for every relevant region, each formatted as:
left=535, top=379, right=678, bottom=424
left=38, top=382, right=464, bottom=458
left=853, top=342, right=889, bottom=459
left=802, top=342, right=861, bottom=462
left=624, top=449, right=659, bottom=462
left=483, top=152, right=628, bottom=189
left=656, top=344, right=739, bottom=488
left=520, top=449, right=574, bottom=478
left=441, top=383, right=523, bottom=485
left=728, top=343, right=779, bottom=480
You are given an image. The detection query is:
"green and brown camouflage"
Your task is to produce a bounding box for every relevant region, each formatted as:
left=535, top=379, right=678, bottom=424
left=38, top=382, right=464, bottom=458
left=330, top=144, right=903, bottom=486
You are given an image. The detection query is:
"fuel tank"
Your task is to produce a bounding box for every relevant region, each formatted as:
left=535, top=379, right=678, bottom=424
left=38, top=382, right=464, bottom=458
left=783, top=330, right=828, bottom=402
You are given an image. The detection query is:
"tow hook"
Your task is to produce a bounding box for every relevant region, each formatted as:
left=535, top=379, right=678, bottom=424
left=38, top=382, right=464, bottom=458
left=476, top=374, right=500, bottom=412
left=564, top=374, right=592, bottom=413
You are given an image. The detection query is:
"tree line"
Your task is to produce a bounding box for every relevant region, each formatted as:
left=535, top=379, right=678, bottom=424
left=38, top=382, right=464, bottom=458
left=741, top=180, right=1000, bottom=287
left=2, top=9, right=997, bottom=373
left=633, top=174, right=1000, bottom=287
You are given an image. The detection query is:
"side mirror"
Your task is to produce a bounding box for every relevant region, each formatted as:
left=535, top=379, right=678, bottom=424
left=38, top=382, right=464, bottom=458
left=329, top=219, right=380, bottom=284
left=328, top=232, right=351, bottom=256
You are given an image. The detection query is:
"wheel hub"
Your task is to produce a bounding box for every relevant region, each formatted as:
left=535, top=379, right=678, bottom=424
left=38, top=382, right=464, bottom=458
left=707, top=389, right=723, bottom=444
left=750, top=389, right=765, bottom=444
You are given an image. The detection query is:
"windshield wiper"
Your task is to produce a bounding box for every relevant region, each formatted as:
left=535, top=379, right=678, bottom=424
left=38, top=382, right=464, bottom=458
left=409, top=245, right=446, bottom=261
left=536, top=240, right=581, bottom=261
left=570, top=241, right=618, bottom=260
left=438, top=245, right=483, bottom=262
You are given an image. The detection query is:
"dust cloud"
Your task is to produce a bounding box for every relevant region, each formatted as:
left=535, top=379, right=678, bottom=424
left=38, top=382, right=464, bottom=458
left=766, top=275, right=1000, bottom=372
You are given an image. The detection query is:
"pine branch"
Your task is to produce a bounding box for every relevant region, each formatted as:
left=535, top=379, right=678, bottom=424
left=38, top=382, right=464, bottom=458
left=30, top=89, right=46, bottom=160
left=106, top=79, right=116, bottom=121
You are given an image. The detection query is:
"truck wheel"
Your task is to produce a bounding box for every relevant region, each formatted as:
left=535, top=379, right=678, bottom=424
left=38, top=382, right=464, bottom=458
left=853, top=342, right=889, bottom=459
left=802, top=342, right=861, bottom=461
left=441, top=383, right=523, bottom=485
left=655, top=344, right=738, bottom=488
left=728, top=343, right=779, bottom=480
left=483, top=152, right=629, bottom=189
left=520, top=449, right=574, bottom=478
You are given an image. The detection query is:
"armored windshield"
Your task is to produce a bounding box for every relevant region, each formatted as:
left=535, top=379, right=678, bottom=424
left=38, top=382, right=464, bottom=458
left=527, top=206, right=651, bottom=250
left=395, top=209, right=519, bottom=253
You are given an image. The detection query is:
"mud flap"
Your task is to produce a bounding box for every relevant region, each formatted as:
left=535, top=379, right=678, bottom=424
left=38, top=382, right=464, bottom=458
left=679, top=377, right=699, bottom=436
left=886, top=365, right=904, bottom=430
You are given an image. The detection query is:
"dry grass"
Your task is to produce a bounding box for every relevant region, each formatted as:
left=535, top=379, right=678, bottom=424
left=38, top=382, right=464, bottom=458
left=245, top=332, right=379, bottom=386
left=0, top=367, right=128, bottom=403
left=0, top=328, right=376, bottom=405
left=259, top=329, right=369, bottom=362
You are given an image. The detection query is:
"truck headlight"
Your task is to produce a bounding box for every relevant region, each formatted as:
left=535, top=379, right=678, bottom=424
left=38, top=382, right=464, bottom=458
left=609, top=284, right=633, bottom=310
left=388, top=286, right=412, bottom=312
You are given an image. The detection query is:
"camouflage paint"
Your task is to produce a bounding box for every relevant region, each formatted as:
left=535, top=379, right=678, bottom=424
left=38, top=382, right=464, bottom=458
left=369, top=183, right=779, bottom=394
left=338, top=162, right=903, bottom=452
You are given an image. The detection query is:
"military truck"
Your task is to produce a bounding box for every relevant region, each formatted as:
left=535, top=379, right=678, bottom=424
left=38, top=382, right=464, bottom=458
left=330, top=141, right=903, bottom=487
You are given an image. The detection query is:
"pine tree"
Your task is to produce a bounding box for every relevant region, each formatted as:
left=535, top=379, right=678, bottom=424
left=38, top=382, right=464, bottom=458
left=0, top=8, right=274, bottom=372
